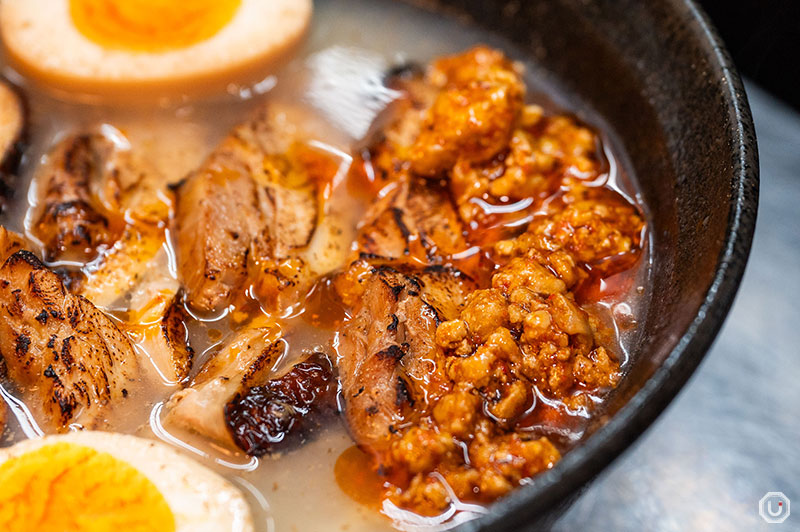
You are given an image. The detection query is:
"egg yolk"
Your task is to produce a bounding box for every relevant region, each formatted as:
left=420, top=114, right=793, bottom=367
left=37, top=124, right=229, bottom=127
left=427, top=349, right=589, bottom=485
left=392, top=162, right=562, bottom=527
left=69, top=0, right=241, bottom=52
left=0, top=442, right=175, bottom=532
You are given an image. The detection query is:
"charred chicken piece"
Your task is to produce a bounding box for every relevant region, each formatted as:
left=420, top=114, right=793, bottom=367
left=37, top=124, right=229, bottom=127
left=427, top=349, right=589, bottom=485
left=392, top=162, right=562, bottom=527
left=224, top=351, right=336, bottom=456
left=337, top=262, right=475, bottom=450
left=174, top=105, right=318, bottom=314
left=78, top=222, right=169, bottom=309
left=32, top=135, right=117, bottom=263
left=29, top=132, right=185, bottom=384
left=0, top=249, right=138, bottom=431
left=356, top=177, right=467, bottom=262
left=1, top=80, right=25, bottom=211
left=125, top=282, right=194, bottom=386
left=31, top=131, right=170, bottom=266
left=157, top=298, right=195, bottom=384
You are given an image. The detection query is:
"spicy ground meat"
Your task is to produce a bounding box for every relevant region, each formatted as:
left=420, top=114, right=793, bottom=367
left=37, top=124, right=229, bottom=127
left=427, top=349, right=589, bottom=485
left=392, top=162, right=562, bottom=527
left=340, top=45, right=647, bottom=516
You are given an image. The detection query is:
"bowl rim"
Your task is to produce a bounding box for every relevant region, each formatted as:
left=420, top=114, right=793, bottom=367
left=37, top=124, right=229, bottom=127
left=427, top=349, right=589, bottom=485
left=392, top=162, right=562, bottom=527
left=459, top=1, right=760, bottom=530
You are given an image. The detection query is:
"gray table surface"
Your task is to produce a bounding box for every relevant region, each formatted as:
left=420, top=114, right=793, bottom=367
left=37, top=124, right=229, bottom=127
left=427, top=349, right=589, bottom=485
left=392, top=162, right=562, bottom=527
left=551, top=83, right=800, bottom=531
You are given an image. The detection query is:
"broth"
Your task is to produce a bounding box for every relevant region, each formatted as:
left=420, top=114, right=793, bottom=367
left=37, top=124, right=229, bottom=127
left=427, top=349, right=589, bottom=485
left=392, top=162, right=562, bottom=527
left=0, top=0, right=651, bottom=530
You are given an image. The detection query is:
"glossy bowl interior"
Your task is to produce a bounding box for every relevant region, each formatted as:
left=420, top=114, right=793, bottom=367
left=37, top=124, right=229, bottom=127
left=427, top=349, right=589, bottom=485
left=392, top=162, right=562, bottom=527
left=416, top=0, right=759, bottom=529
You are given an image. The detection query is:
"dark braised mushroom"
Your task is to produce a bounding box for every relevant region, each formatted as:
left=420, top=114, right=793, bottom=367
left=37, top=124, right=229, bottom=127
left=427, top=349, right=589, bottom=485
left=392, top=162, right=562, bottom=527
left=224, top=352, right=337, bottom=456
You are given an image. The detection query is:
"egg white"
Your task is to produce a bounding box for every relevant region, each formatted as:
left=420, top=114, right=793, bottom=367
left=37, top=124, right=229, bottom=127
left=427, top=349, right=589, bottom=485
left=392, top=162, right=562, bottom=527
left=0, top=432, right=254, bottom=532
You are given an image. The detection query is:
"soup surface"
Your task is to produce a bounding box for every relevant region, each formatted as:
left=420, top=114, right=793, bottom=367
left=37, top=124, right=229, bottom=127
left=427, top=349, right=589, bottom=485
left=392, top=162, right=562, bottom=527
left=0, top=0, right=651, bottom=530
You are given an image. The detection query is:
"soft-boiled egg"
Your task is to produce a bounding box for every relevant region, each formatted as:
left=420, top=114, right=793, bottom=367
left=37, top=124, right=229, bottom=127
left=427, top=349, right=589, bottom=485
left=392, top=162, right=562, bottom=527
left=0, top=0, right=311, bottom=100
left=0, top=431, right=253, bottom=532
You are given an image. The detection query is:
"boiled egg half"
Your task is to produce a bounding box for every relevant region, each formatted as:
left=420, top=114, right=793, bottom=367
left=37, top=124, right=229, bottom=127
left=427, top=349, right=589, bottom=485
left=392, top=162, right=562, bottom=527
left=0, top=431, right=253, bottom=532
left=0, top=0, right=311, bottom=99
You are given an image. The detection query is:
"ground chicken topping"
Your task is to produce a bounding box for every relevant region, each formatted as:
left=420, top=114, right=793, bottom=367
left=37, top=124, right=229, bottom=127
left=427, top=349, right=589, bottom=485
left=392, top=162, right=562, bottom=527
left=363, top=46, right=607, bottom=231
left=450, top=113, right=603, bottom=226
left=408, top=46, right=525, bottom=177
left=365, top=193, right=641, bottom=513
left=340, top=47, right=647, bottom=517
left=378, top=249, right=625, bottom=514
left=495, top=189, right=645, bottom=268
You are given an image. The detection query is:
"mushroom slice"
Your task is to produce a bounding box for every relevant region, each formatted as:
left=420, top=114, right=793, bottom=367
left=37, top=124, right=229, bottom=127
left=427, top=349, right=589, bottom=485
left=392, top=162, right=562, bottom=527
left=163, top=324, right=285, bottom=447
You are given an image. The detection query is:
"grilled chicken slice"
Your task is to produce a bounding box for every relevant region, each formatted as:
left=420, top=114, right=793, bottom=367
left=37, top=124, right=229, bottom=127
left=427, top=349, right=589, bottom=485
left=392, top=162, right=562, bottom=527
left=1, top=80, right=25, bottom=211
left=32, top=135, right=117, bottom=263
left=0, top=249, right=138, bottom=431
left=158, top=300, right=194, bottom=383
left=337, top=263, right=474, bottom=450
left=174, top=105, right=319, bottom=313
left=32, top=131, right=169, bottom=264
left=29, top=132, right=186, bottom=385
left=164, top=324, right=285, bottom=446
left=76, top=157, right=171, bottom=309
left=174, top=158, right=263, bottom=314
left=356, top=177, right=467, bottom=262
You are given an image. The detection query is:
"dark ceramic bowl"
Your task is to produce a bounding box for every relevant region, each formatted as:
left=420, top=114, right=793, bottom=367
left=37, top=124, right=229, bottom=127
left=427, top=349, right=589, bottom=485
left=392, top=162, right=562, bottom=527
left=418, top=0, right=759, bottom=530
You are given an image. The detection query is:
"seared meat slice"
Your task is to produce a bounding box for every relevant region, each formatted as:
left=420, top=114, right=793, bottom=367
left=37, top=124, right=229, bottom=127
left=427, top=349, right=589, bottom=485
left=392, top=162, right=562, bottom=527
left=1, top=80, right=25, bottom=211
left=174, top=105, right=318, bottom=313
left=32, top=131, right=169, bottom=264
left=164, top=324, right=285, bottom=446
left=174, top=158, right=263, bottom=314
left=32, top=135, right=117, bottom=262
left=156, top=298, right=194, bottom=384
left=0, top=250, right=138, bottom=431
left=356, top=177, right=467, bottom=261
left=32, top=132, right=184, bottom=384
left=337, top=263, right=474, bottom=450
left=224, top=351, right=336, bottom=456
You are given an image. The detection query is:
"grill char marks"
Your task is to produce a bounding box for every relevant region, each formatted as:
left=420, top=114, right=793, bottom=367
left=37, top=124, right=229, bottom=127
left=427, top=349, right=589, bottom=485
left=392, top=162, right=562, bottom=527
left=224, top=352, right=336, bottom=456
left=174, top=104, right=318, bottom=313
left=0, top=246, right=138, bottom=431
left=32, top=135, right=115, bottom=263
left=337, top=263, right=474, bottom=450
left=356, top=177, right=467, bottom=262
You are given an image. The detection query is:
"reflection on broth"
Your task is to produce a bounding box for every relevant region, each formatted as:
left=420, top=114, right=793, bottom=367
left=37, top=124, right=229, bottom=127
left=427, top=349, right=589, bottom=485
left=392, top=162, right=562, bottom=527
left=0, top=1, right=651, bottom=531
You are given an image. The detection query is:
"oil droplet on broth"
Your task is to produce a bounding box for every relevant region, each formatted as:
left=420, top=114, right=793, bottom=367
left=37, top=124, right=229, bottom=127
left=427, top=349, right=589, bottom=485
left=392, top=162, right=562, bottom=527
left=335, top=445, right=387, bottom=508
